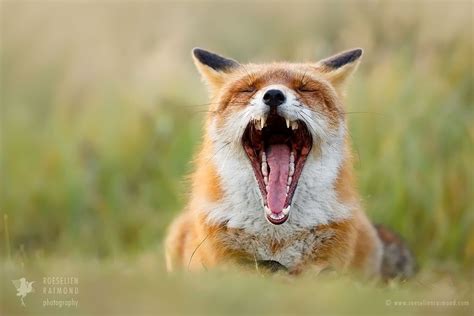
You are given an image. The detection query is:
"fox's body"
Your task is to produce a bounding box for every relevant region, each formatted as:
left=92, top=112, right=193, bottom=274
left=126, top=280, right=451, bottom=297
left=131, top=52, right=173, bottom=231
left=165, top=48, right=416, bottom=279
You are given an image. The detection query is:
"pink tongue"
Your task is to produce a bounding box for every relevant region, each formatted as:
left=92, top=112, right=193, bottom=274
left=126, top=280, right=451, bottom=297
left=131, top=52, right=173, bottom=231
left=266, top=144, right=290, bottom=214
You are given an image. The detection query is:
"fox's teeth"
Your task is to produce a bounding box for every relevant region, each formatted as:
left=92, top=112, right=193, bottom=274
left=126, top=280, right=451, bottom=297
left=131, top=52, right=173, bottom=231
left=286, top=185, right=289, bottom=193
left=261, top=161, right=268, bottom=176
left=264, top=176, right=268, bottom=185
left=261, top=117, right=266, bottom=129
left=287, top=176, right=292, bottom=186
left=289, top=162, right=295, bottom=176
left=290, top=151, right=295, bottom=163
left=291, top=121, right=298, bottom=130
left=262, top=152, right=266, bottom=162
left=268, top=210, right=287, bottom=220
left=255, top=117, right=266, bottom=130
left=286, top=119, right=290, bottom=128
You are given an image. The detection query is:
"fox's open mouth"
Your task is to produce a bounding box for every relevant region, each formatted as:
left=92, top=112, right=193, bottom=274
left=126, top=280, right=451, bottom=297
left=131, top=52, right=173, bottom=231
left=242, top=112, right=312, bottom=225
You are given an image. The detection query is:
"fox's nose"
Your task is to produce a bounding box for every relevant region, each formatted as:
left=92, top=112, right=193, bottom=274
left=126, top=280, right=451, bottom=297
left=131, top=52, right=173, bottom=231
left=263, top=89, right=286, bottom=107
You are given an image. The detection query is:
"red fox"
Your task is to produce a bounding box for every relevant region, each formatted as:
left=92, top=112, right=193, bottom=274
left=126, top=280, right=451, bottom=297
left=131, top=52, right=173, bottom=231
left=165, top=47, right=416, bottom=279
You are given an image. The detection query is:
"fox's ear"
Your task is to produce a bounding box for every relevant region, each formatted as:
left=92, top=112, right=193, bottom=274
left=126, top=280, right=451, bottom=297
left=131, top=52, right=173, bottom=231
left=317, top=48, right=363, bottom=90
left=192, top=48, right=240, bottom=91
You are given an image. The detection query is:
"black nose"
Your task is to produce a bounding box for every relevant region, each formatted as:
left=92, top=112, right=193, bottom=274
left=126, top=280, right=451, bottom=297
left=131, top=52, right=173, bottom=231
left=263, top=89, right=286, bottom=107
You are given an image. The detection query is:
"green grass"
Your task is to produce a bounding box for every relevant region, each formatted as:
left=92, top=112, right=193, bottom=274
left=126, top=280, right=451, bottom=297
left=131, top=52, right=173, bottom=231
left=1, top=1, right=473, bottom=315
left=1, top=252, right=473, bottom=316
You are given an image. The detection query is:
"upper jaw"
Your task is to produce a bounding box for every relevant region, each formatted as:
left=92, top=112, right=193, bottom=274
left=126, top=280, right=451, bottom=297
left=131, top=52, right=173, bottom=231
left=254, top=115, right=299, bottom=131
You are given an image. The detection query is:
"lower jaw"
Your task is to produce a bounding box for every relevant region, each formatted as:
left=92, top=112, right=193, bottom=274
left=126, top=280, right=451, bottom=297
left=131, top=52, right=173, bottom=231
left=266, top=213, right=289, bottom=225
left=265, top=206, right=291, bottom=225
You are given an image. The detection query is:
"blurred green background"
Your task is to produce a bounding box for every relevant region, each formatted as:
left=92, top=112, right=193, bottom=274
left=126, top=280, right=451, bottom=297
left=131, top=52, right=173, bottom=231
left=1, top=1, right=473, bottom=315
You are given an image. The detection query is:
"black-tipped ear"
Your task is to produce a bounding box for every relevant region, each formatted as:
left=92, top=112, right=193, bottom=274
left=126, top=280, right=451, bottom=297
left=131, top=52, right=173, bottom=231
left=318, top=48, right=363, bottom=91
left=192, top=48, right=239, bottom=73
left=321, top=48, right=363, bottom=70
left=192, top=48, right=240, bottom=93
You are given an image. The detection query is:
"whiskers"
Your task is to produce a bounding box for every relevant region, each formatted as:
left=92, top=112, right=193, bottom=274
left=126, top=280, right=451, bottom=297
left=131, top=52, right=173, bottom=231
left=187, top=232, right=210, bottom=271
left=293, top=103, right=365, bottom=166
left=187, top=223, right=227, bottom=271
left=296, top=108, right=328, bottom=141
left=178, top=101, right=252, bottom=116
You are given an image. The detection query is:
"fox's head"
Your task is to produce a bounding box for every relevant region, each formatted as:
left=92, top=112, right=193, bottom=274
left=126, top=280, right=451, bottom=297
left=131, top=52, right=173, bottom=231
left=192, top=48, right=362, bottom=230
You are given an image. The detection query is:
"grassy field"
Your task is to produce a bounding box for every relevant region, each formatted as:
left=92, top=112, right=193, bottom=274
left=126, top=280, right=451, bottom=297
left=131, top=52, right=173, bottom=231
left=1, top=1, right=473, bottom=315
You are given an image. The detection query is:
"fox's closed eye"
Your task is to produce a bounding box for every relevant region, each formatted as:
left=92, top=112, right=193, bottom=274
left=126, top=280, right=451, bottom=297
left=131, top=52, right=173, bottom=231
left=238, top=86, right=257, bottom=93
left=298, top=88, right=317, bottom=93
left=297, top=85, right=317, bottom=93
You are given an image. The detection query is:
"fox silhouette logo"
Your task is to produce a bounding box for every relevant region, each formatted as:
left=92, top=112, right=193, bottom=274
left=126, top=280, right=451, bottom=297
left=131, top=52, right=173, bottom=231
left=12, top=277, right=35, bottom=306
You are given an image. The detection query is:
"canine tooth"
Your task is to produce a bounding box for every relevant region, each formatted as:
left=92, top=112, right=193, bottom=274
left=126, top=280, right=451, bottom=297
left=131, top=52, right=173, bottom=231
left=261, top=117, right=266, bottom=129
left=264, top=176, right=268, bottom=185
left=287, top=176, right=292, bottom=185
left=255, top=119, right=262, bottom=130
left=282, top=206, right=290, bottom=215
left=289, top=162, right=294, bottom=176
left=290, top=152, right=295, bottom=163
left=286, top=119, right=290, bottom=128
left=261, top=152, right=266, bottom=162
left=291, top=121, right=298, bottom=130
left=286, top=185, right=289, bottom=193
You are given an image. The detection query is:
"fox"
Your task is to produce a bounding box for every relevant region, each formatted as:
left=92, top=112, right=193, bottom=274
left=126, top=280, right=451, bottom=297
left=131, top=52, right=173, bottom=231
left=165, top=47, right=416, bottom=279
